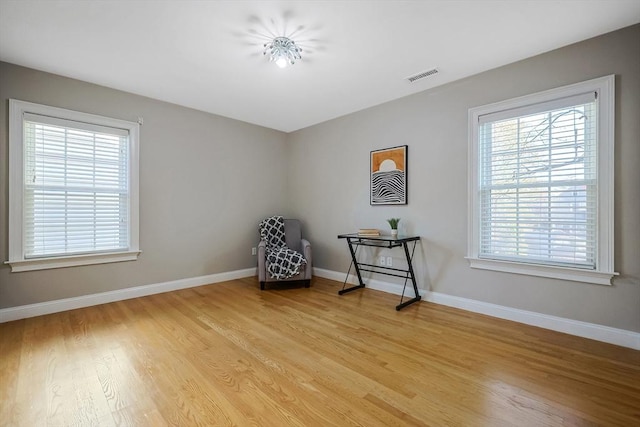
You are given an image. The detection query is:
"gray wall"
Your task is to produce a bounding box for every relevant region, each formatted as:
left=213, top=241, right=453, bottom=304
left=2, top=25, right=638, bottom=334
left=287, top=24, right=640, bottom=332
left=0, top=62, right=289, bottom=308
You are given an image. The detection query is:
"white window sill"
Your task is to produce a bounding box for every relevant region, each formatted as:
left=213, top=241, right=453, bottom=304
left=466, top=257, right=618, bottom=286
left=5, top=250, right=142, bottom=272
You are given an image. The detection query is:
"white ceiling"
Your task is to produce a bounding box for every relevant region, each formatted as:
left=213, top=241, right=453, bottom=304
left=1, top=1, right=639, bottom=133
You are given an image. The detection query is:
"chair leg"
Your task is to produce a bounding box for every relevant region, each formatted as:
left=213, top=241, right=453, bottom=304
left=260, top=281, right=265, bottom=290
left=304, top=280, right=310, bottom=288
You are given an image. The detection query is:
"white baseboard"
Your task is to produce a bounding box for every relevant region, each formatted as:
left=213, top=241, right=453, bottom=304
left=313, top=267, right=424, bottom=297
left=0, top=268, right=256, bottom=323
left=313, top=268, right=640, bottom=350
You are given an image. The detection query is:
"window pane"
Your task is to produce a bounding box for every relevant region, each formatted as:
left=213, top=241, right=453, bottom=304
left=23, top=120, right=129, bottom=258
left=479, top=101, right=596, bottom=269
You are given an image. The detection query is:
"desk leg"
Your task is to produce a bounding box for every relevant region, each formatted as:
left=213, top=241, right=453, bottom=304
left=396, top=241, right=422, bottom=311
left=338, top=238, right=366, bottom=295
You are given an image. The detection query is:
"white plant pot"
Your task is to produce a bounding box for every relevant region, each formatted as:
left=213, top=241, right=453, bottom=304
left=391, top=229, right=398, bottom=237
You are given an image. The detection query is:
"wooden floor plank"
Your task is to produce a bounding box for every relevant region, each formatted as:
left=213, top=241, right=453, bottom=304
left=0, top=319, right=25, bottom=426
left=1, top=276, right=639, bottom=426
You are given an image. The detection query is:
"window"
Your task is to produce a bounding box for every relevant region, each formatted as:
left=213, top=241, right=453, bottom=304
left=7, top=100, right=140, bottom=272
left=467, top=76, right=616, bottom=285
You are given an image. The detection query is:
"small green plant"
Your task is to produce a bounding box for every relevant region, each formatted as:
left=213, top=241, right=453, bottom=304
left=386, top=218, right=400, bottom=230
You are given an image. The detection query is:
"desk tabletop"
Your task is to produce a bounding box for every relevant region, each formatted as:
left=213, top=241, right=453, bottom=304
left=337, top=233, right=420, bottom=243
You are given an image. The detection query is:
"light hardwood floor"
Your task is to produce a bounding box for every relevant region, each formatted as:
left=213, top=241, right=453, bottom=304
left=1, top=277, right=639, bottom=426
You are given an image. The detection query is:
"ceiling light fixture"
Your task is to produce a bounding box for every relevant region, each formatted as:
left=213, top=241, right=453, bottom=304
left=263, top=36, right=302, bottom=68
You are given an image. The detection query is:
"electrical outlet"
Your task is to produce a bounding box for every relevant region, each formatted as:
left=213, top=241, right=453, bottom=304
left=386, top=256, right=393, bottom=267
left=251, top=247, right=257, bottom=256
left=379, top=256, right=386, bottom=266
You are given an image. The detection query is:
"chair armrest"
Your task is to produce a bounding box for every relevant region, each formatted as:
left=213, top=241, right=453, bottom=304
left=301, top=239, right=312, bottom=280
left=257, top=241, right=266, bottom=281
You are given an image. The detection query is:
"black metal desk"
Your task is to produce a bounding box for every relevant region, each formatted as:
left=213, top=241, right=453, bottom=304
left=337, top=233, right=421, bottom=310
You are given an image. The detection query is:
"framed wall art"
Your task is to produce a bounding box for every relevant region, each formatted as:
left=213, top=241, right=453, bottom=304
left=370, top=145, right=407, bottom=205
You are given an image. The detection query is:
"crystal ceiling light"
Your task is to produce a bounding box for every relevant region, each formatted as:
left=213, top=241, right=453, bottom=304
left=263, top=36, right=302, bottom=68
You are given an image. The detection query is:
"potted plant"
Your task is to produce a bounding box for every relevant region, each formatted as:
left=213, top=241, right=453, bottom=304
left=387, top=218, right=400, bottom=237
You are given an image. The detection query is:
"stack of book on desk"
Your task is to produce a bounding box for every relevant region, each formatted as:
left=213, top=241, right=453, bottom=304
left=358, top=228, right=380, bottom=237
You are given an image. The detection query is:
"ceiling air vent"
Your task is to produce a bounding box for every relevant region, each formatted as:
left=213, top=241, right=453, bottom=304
left=406, top=68, right=439, bottom=83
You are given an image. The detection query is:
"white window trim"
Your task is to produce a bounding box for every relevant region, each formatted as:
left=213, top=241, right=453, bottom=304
left=467, top=75, right=617, bottom=285
left=6, top=99, right=141, bottom=272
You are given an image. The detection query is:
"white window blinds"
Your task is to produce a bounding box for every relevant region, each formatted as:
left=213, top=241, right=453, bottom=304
left=23, top=113, right=130, bottom=258
left=477, top=92, right=597, bottom=269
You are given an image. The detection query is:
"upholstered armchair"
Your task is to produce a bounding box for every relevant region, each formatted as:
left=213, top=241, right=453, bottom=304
left=258, top=218, right=312, bottom=290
